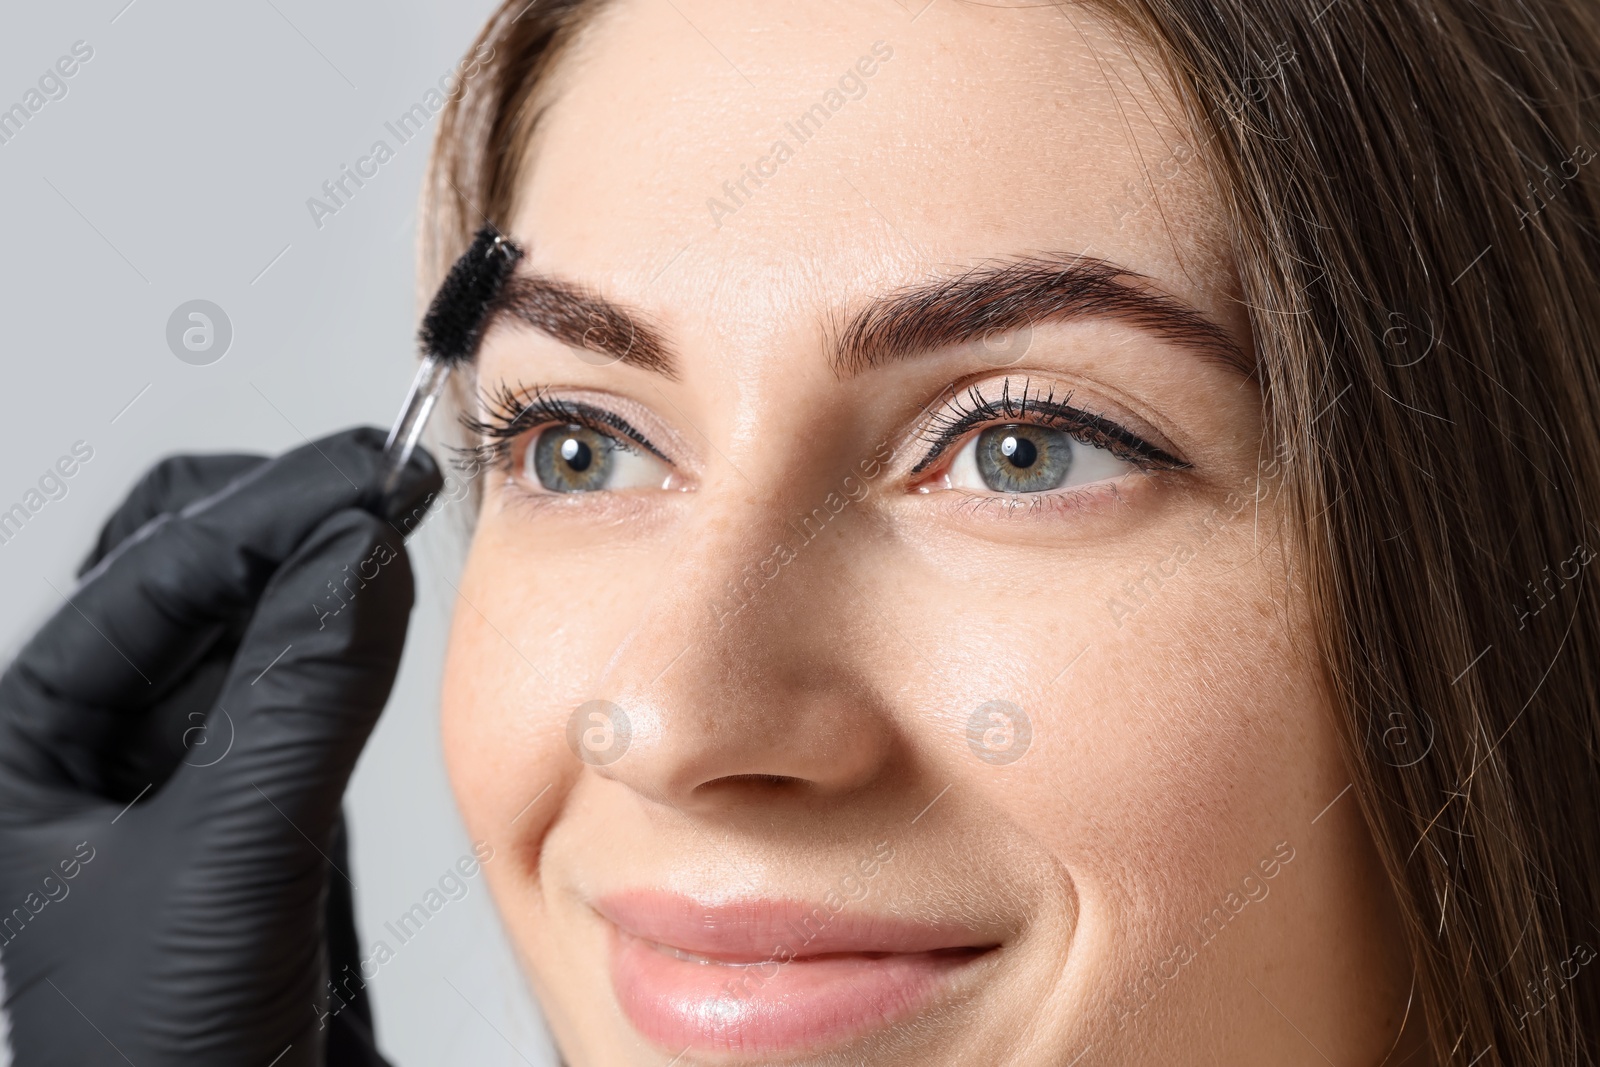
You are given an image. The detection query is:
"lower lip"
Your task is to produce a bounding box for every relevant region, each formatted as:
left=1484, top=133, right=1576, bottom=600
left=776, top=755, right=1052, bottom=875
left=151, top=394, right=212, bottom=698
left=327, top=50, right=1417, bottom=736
left=608, top=927, right=984, bottom=1056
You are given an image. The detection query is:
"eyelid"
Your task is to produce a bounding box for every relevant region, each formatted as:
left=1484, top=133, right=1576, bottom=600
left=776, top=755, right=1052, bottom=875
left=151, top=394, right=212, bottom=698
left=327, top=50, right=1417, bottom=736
left=456, top=382, right=672, bottom=473
left=909, top=378, right=1188, bottom=477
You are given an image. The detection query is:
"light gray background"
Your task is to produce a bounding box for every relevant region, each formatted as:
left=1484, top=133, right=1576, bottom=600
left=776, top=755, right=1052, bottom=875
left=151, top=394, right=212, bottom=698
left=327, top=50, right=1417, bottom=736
left=0, top=1, right=558, bottom=1063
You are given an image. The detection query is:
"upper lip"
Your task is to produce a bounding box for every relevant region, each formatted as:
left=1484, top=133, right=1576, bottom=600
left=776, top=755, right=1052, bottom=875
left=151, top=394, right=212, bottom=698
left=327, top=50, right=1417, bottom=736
left=594, top=891, right=1000, bottom=963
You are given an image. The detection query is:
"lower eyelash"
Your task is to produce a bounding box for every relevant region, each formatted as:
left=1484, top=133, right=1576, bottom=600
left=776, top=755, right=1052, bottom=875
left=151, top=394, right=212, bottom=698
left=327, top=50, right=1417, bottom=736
left=938, top=477, right=1136, bottom=519
left=490, top=470, right=667, bottom=524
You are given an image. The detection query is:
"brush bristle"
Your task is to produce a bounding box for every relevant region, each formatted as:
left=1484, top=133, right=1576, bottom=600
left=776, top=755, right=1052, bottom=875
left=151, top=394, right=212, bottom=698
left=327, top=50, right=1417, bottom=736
left=417, top=227, right=525, bottom=364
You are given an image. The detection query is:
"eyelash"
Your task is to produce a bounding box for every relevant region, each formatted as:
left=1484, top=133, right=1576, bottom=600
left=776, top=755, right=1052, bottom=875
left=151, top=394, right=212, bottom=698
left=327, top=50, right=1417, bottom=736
left=455, top=377, right=1186, bottom=494
left=910, top=378, right=1188, bottom=477
left=456, top=381, right=666, bottom=473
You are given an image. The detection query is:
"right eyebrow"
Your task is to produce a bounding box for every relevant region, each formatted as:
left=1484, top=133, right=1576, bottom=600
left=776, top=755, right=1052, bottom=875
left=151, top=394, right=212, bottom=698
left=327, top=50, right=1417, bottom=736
left=483, top=272, right=679, bottom=379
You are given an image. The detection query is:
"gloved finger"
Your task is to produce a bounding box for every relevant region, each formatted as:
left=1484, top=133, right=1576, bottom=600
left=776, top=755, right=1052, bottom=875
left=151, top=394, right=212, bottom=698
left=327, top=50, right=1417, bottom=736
left=161, top=508, right=413, bottom=884
left=91, top=638, right=246, bottom=800
left=0, top=634, right=249, bottom=803
left=11, top=427, right=440, bottom=715
left=78, top=453, right=268, bottom=578
left=323, top=811, right=389, bottom=1061
left=54, top=455, right=270, bottom=797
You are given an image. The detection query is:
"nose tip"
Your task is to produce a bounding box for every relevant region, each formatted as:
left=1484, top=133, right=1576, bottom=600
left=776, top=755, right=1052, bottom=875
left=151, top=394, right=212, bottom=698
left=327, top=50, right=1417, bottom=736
left=582, top=663, right=899, bottom=811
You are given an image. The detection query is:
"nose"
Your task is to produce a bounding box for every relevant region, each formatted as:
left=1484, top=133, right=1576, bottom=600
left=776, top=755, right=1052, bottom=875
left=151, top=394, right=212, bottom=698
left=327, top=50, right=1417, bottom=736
left=585, top=497, right=902, bottom=812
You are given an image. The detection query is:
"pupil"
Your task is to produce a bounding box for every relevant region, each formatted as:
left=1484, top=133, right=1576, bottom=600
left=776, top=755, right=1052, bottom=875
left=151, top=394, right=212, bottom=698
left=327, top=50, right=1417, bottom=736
left=1001, top=434, right=1037, bottom=468
left=560, top=436, right=592, bottom=471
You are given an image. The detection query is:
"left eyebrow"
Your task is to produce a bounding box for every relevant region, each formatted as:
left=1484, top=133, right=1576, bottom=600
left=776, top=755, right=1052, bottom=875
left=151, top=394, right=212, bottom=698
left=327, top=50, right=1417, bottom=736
left=830, top=254, right=1252, bottom=379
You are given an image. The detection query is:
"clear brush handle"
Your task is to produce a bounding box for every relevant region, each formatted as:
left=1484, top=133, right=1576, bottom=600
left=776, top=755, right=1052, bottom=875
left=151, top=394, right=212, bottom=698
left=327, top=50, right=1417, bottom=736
left=381, top=355, right=452, bottom=495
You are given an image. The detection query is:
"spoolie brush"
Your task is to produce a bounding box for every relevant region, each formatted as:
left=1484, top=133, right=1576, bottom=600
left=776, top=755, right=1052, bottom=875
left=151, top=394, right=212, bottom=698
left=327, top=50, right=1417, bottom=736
left=381, top=226, right=525, bottom=493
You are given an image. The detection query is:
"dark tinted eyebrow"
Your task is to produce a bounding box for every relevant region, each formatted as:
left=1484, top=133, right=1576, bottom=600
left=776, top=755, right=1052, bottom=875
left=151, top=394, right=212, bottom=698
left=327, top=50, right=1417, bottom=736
left=831, top=254, right=1252, bottom=379
left=484, top=272, right=678, bottom=379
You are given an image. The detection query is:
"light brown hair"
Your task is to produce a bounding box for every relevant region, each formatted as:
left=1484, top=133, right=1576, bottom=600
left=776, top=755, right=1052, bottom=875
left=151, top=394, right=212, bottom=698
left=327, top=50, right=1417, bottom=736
left=421, top=1, right=1600, bottom=1060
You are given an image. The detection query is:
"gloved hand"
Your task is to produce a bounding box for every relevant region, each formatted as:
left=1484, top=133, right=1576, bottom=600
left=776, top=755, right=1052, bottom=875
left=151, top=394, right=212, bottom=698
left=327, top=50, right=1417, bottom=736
left=0, top=427, right=442, bottom=1066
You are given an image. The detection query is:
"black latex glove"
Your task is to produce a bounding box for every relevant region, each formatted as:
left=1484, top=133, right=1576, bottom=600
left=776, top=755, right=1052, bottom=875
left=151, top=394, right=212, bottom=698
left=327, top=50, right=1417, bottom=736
left=0, top=427, right=442, bottom=1066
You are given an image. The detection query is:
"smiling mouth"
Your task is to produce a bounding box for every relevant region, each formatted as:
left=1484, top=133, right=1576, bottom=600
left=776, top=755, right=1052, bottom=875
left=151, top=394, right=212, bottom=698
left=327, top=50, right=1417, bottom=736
left=597, top=892, right=1001, bottom=1057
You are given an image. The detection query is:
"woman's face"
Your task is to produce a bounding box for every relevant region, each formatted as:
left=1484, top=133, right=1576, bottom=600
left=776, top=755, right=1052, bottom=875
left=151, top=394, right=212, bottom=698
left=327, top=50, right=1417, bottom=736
left=441, top=1, right=1414, bottom=1063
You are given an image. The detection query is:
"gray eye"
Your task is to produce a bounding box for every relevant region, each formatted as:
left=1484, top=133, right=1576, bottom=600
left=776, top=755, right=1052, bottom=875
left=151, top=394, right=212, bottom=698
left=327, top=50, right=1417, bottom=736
left=943, top=422, right=1136, bottom=495
left=974, top=425, right=1075, bottom=492
left=530, top=424, right=617, bottom=492
left=519, top=422, right=678, bottom=494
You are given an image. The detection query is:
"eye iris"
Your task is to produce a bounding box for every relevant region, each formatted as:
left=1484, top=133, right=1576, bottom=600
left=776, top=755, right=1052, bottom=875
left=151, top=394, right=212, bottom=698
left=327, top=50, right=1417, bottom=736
left=976, top=424, right=1071, bottom=492
left=532, top=424, right=614, bottom=492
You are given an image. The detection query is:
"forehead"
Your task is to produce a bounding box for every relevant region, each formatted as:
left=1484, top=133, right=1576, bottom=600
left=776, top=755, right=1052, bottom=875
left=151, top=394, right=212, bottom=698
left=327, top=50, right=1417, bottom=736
left=510, top=0, right=1236, bottom=338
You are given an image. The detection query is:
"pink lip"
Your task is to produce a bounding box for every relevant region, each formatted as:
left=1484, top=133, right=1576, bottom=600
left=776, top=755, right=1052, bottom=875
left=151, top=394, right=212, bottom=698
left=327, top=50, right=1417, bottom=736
left=597, top=892, right=996, bottom=1056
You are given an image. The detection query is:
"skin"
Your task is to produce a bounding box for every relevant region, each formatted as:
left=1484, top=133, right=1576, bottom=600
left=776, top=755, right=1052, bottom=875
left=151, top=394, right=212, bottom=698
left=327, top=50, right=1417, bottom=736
left=439, top=1, right=1420, bottom=1063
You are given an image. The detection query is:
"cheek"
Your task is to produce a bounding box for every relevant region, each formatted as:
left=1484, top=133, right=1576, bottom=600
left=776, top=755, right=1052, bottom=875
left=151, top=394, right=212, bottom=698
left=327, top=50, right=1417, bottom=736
left=1072, top=572, right=1328, bottom=872
left=440, top=535, right=569, bottom=859
left=892, top=510, right=1336, bottom=943
left=440, top=600, right=547, bottom=853
left=1042, top=530, right=1342, bottom=992
left=440, top=509, right=655, bottom=853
